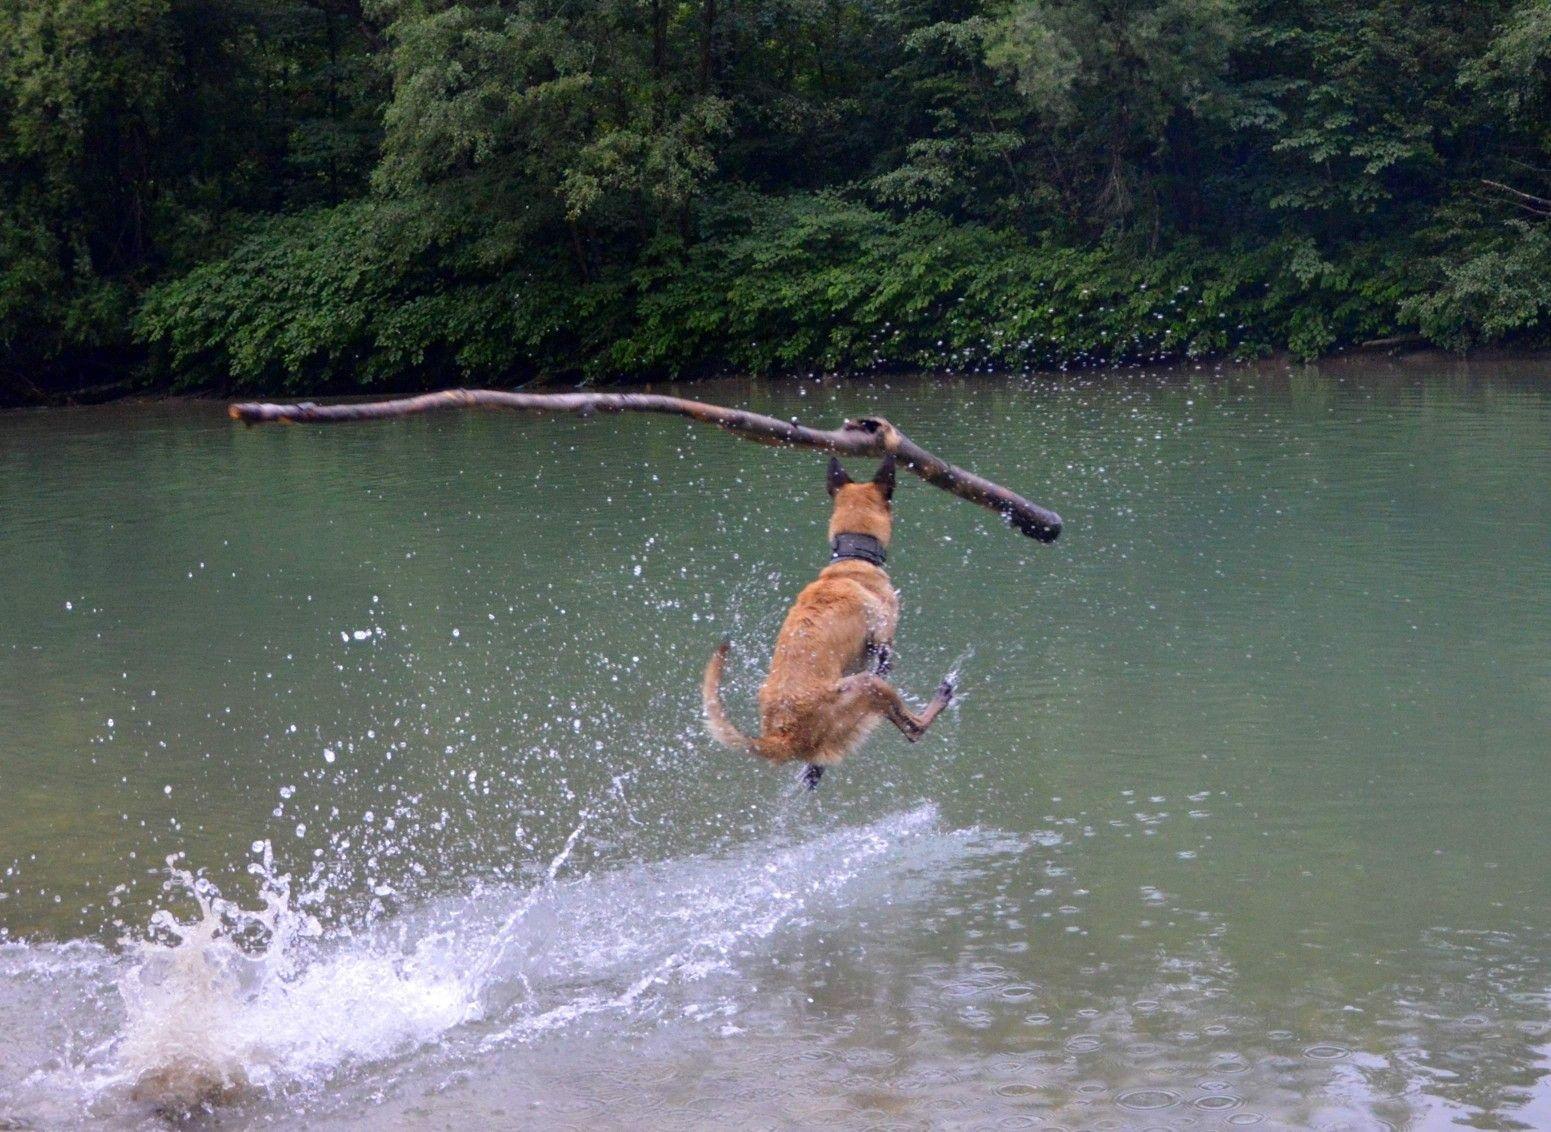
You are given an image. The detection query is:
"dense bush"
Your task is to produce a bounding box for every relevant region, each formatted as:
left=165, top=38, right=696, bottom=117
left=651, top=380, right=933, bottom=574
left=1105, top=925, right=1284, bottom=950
left=139, top=191, right=1420, bottom=387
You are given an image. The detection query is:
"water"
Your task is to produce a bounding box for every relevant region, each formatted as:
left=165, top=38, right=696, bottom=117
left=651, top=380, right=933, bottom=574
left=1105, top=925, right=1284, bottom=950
left=1, top=359, right=1548, bottom=1129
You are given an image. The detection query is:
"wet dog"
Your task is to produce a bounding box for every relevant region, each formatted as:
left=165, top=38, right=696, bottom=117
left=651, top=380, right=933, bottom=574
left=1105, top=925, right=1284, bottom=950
left=702, top=454, right=954, bottom=788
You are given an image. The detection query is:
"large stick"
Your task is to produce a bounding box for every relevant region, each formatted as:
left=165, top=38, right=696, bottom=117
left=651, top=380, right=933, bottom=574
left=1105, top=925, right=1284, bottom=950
left=229, top=389, right=1063, bottom=542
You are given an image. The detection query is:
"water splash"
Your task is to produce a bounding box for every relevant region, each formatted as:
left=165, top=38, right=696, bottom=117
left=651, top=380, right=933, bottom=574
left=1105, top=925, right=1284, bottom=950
left=475, top=802, right=951, bottom=1047
left=109, top=847, right=471, bottom=1118
left=943, top=645, right=975, bottom=701
left=0, top=803, right=994, bottom=1126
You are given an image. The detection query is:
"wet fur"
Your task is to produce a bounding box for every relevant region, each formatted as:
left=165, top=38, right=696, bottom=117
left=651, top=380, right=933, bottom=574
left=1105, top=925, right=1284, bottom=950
left=703, top=455, right=954, bottom=786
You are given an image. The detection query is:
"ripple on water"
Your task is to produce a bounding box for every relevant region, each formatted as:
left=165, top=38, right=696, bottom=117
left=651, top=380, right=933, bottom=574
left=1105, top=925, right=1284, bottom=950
left=1063, top=1036, right=1102, bottom=1053
left=944, top=980, right=987, bottom=999
left=1194, top=1093, right=1243, bottom=1111
left=539, top=1095, right=608, bottom=1118
left=1302, top=1043, right=1352, bottom=1060
left=1212, top=1053, right=1253, bottom=1074
left=840, top=1048, right=898, bottom=1069
left=1115, top=1088, right=1180, bottom=1111
left=621, top=1063, right=680, bottom=1086
left=993, top=1082, right=1041, bottom=1101
left=957, top=1005, right=995, bottom=1028
left=985, top=1053, right=1028, bottom=1075
left=897, top=1065, right=964, bottom=1089
left=1442, top=1043, right=1486, bottom=1064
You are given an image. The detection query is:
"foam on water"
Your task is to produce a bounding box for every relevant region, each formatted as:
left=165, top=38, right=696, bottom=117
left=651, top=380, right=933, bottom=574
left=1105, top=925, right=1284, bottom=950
left=0, top=802, right=991, bottom=1126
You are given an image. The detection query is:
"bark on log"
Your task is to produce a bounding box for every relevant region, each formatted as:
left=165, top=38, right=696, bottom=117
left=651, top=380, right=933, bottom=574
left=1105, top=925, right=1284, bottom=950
left=229, top=389, right=1063, bottom=542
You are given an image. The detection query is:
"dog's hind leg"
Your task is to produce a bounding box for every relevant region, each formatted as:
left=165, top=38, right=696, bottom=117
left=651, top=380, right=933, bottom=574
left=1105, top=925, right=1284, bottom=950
left=840, top=674, right=954, bottom=743
left=801, top=764, right=825, bottom=790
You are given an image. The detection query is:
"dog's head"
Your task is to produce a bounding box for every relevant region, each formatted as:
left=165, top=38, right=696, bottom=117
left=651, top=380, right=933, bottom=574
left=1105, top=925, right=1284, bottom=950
left=825, top=455, right=895, bottom=545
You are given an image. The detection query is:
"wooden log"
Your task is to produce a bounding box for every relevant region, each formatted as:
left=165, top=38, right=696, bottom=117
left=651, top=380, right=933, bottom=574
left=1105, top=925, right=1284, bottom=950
left=229, top=389, right=1063, bottom=542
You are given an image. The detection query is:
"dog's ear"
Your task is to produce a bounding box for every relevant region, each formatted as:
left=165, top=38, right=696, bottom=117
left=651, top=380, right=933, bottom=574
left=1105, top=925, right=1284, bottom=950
left=872, top=454, right=896, bottom=501
left=827, top=456, right=852, bottom=497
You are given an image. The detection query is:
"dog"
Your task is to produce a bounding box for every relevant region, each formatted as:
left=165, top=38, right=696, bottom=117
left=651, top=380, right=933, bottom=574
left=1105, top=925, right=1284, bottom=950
left=702, top=453, right=955, bottom=789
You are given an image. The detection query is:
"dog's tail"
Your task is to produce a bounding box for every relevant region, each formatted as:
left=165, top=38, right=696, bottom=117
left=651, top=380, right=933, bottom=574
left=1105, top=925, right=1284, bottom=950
left=702, top=640, right=761, bottom=755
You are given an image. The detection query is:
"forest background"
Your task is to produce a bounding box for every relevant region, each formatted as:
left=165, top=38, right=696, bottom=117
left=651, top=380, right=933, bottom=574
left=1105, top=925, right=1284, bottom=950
left=6, top=0, right=1551, bottom=401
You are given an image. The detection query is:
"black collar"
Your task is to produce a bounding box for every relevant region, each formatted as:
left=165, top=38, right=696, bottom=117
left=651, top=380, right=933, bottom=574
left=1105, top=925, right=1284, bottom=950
left=829, top=532, right=887, bottom=567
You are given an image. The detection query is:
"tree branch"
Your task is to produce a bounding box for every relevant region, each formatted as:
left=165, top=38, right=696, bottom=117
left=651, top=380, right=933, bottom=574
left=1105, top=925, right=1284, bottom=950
left=1479, top=178, right=1551, bottom=216
left=229, top=389, right=1063, bottom=542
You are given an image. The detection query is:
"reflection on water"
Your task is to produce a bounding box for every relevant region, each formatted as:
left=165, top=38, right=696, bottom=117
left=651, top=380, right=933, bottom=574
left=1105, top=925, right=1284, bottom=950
left=1, top=357, right=1548, bottom=1129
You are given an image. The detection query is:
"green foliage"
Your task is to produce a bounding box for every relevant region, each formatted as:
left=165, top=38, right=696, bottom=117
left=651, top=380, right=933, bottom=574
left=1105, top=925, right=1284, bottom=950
left=139, top=190, right=1414, bottom=388
left=982, top=0, right=1242, bottom=228
left=9, top=0, right=1551, bottom=398
left=0, top=0, right=380, bottom=392
left=617, top=196, right=1408, bottom=374
left=1401, top=222, right=1551, bottom=349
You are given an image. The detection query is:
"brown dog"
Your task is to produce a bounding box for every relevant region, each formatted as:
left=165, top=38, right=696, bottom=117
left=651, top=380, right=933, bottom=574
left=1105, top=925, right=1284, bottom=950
left=702, top=454, right=955, bottom=788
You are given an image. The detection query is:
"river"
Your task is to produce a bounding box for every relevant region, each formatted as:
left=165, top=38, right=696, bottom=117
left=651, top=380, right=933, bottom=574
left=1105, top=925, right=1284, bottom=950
left=1, top=359, right=1548, bottom=1129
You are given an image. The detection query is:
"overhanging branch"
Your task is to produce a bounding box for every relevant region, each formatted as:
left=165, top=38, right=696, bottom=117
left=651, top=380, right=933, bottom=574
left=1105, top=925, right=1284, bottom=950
left=229, top=389, right=1063, bottom=542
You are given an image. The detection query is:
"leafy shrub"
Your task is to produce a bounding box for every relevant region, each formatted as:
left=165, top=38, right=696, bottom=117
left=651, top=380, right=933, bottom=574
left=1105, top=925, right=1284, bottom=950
left=140, top=190, right=1420, bottom=388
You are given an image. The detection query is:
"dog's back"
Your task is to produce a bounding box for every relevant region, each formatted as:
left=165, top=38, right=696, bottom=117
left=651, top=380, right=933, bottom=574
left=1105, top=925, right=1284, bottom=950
left=755, top=560, right=897, bottom=763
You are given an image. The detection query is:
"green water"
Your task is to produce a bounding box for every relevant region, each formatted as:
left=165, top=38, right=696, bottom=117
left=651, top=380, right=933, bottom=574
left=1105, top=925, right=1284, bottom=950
left=1, top=360, right=1548, bottom=1130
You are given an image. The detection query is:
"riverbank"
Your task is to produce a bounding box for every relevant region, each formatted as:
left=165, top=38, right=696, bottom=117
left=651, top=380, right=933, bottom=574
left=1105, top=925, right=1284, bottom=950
left=6, top=342, right=1547, bottom=413
left=11, top=4, right=1551, bottom=417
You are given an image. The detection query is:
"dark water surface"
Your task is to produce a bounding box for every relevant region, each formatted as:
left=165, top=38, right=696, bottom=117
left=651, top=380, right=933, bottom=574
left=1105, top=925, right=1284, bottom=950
left=1, top=361, right=1548, bottom=1129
